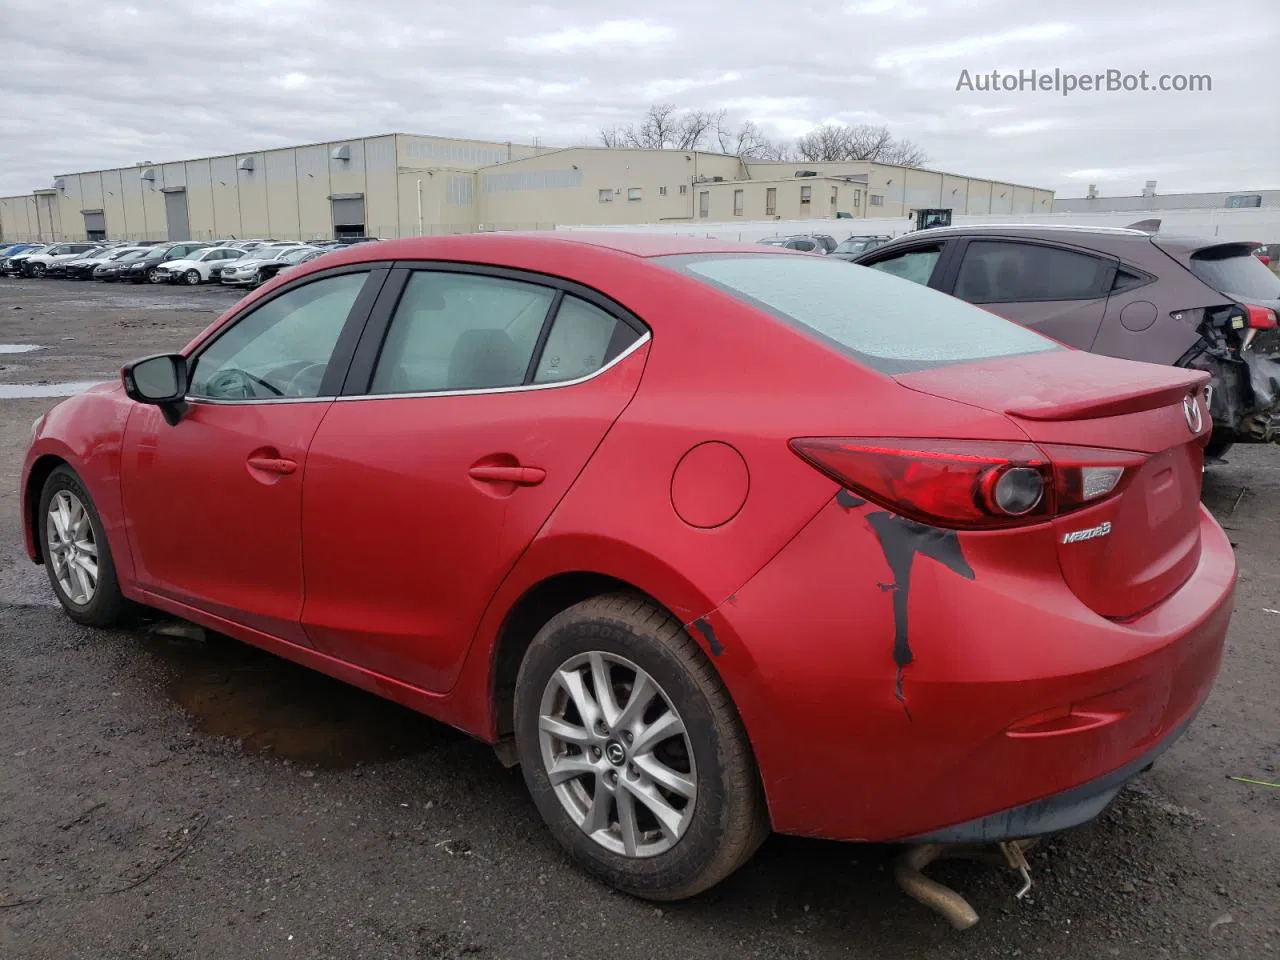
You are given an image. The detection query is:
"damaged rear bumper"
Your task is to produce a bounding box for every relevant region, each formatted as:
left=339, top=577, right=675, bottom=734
left=705, top=495, right=1235, bottom=843
left=903, top=707, right=1199, bottom=843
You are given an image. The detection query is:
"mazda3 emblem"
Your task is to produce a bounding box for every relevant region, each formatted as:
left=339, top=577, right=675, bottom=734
left=604, top=741, right=626, bottom=766
left=1183, top=394, right=1203, bottom=434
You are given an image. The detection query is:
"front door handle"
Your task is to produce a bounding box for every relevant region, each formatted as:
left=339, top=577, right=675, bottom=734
left=246, top=455, right=297, bottom=475
left=468, top=464, right=545, bottom=486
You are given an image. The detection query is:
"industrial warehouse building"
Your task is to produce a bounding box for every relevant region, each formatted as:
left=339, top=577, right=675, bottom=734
left=0, top=132, right=1053, bottom=243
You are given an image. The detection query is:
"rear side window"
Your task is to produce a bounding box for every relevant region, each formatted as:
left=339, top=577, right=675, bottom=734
left=533, top=296, right=638, bottom=384
left=954, top=241, right=1112, bottom=303
left=1189, top=248, right=1280, bottom=301
left=666, top=253, right=1059, bottom=373
left=865, top=245, right=941, bottom=286
left=371, top=272, right=555, bottom=393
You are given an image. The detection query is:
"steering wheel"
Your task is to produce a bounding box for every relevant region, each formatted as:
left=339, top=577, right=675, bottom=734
left=283, top=361, right=329, bottom=397
left=204, top=368, right=285, bottom=400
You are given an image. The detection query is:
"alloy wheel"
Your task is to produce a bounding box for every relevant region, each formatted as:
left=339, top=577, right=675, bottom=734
left=45, top=490, right=98, bottom=605
left=184, top=269, right=201, bottom=285
left=538, top=651, right=697, bottom=858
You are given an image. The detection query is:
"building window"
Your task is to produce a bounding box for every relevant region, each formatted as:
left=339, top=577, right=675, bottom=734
left=733, top=189, right=744, bottom=217
left=699, top=191, right=710, bottom=218
left=830, top=186, right=839, bottom=215
left=870, top=194, right=884, bottom=206
left=766, top=187, right=777, bottom=216
left=679, top=184, right=688, bottom=195
left=659, top=186, right=668, bottom=196
left=599, top=189, right=613, bottom=203
left=854, top=189, right=861, bottom=206
left=800, top=185, right=812, bottom=205
left=628, top=187, right=642, bottom=202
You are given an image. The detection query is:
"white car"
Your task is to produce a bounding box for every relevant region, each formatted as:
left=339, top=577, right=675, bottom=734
left=20, top=242, right=104, bottom=278
left=153, top=247, right=250, bottom=285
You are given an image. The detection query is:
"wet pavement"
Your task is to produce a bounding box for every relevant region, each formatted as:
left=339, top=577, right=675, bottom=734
left=1, top=277, right=1278, bottom=960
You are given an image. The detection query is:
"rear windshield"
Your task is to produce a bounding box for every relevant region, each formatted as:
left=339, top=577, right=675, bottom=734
left=1190, top=248, right=1280, bottom=302
left=661, top=253, right=1060, bottom=373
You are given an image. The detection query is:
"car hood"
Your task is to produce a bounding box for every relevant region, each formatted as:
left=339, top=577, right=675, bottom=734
left=159, top=259, right=199, bottom=270
left=228, top=258, right=275, bottom=268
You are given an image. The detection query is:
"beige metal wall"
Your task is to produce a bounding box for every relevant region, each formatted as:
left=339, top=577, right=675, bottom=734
left=476, top=148, right=743, bottom=228
left=0, top=194, right=44, bottom=241
left=693, top=178, right=863, bottom=222
left=42, top=133, right=534, bottom=242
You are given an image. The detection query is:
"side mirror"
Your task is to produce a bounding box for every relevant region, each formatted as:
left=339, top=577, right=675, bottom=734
left=122, top=354, right=189, bottom=425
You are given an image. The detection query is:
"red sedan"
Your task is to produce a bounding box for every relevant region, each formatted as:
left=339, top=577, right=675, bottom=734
left=21, top=232, right=1235, bottom=900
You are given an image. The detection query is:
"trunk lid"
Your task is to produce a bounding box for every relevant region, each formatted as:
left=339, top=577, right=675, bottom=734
left=896, top=350, right=1210, bottom=619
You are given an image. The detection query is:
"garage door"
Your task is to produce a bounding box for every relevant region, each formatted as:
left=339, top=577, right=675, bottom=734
left=330, top=195, right=365, bottom=238
left=164, top=189, right=191, bottom=241
left=82, top=210, right=106, bottom=241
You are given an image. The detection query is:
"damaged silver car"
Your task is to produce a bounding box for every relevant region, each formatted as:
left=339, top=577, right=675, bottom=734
left=854, top=222, right=1280, bottom=460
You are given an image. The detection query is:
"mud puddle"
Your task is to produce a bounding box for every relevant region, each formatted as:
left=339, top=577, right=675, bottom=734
left=0, top=380, right=108, bottom=398
left=141, top=626, right=456, bottom=768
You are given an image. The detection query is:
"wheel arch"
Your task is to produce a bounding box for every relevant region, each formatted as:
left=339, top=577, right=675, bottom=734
left=25, top=453, right=71, bottom=563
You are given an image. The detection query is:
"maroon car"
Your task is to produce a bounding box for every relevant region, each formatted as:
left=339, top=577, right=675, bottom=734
left=855, top=224, right=1280, bottom=459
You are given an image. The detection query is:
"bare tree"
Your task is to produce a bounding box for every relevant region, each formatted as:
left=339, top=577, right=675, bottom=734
left=674, top=108, right=719, bottom=150
left=794, top=124, right=852, bottom=161
left=598, top=125, right=626, bottom=148
left=715, top=117, right=787, bottom=159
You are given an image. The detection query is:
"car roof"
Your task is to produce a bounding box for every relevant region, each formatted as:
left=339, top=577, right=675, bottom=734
left=313, top=232, right=781, bottom=265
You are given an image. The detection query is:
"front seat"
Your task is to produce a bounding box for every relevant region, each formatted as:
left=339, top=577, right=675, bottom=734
left=448, top=328, right=525, bottom=389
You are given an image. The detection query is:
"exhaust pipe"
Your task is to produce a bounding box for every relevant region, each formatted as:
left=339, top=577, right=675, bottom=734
left=894, top=839, right=1038, bottom=929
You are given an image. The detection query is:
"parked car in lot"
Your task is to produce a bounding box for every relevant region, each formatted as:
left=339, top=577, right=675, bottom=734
left=220, top=245, right=321, bottom=288
left=2, top=244, right=54, bottom=276
left=272, top=248, right=327, bottom=278
left=119, top=242, right=212, bottom=283
left=21, top=233, right=1235, bottom=903
left=854, top=224, right=1280, bottom=457
left=93, top=248, right=152, bottom=281
left=0, top=242, right=44, bottom=269
left=19, top=242, right=104, bottom=277
left=61, top=247, right=148, bottom=280
left=831, top=235, right=893, bottom=260
left=757, top=235, right=826, bottom=253
left=153, top=247, right=249, bottom=285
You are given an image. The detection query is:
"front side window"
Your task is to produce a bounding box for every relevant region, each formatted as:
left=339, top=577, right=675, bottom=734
left=955, top=240, right=1112, bottom=303
left=370, top=272, right=555, bottom=394
left=533, top=296, right=638, bottom=384
left=188, top=272, right=368, bottom=400
left=664, top=253, right=1058, bottom=374
left=865, top=245, right=942, bottom=286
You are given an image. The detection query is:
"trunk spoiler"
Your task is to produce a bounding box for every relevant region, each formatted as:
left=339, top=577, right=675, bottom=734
left=1006, top=371, right=1210, bottom=421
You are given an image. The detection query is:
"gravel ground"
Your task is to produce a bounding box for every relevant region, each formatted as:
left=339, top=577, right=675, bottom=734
left=1, top=278, right=1277, bottom=960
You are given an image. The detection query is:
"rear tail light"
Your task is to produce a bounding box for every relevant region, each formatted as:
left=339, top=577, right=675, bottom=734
left=1242, top=304, right=1277, bottom=330
left=789, top=438, right=1146, bottom=530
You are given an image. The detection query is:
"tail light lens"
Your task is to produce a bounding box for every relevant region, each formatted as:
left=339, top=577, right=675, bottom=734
left=1243, top=304, right=1277, bottom=330
left=789, top=437, right=1146, bottom=530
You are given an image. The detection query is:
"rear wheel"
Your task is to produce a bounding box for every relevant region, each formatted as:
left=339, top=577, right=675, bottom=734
left=38, top=466, right=128, bottom=627
left=514, top=593, right=768, bottom=901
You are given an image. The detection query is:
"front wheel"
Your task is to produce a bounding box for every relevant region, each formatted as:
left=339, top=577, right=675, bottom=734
left=183, top=269, right=202, bottom=285
left=514, top=593, right=768, bottom=901
left=38, top=465, right=128, bottom=627
left=30, top=262, right=47, bottom=278
left=148, top=267, right=163, bottom=283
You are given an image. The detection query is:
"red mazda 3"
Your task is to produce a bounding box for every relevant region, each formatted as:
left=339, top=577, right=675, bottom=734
left=21, top=232, right=1235, bottom=900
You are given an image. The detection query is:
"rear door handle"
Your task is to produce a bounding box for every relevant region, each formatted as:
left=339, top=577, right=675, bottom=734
left=246, top=456, right=297, bottom=475
left=468, top=465, right=546, bottom=486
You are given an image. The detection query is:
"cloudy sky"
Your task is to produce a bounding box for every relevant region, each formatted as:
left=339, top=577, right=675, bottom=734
left=1, top=0, right=1275, bottom=198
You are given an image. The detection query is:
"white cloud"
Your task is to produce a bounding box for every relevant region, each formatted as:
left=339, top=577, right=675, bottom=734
left=0, top=0, right=1275, bottom=199
left=510, top=20, right=676, bottom=53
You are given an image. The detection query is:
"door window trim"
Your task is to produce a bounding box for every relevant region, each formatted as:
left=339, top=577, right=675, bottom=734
left=939, top=237, right=1119, bottom=304
left=182, top=261, right=392, bottom=406
left=336, top=261, right=651, bottom=400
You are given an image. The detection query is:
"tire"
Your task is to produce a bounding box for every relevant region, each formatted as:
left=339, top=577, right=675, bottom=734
left=514, top=593, right=768, bottom=901
left=148, top=267, right=162, bottom=283
left=38, top=465, right=128, bottom=628
left=183, top=269, right=201, bottom=285
left=30, top=262, right=46, bottom=278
